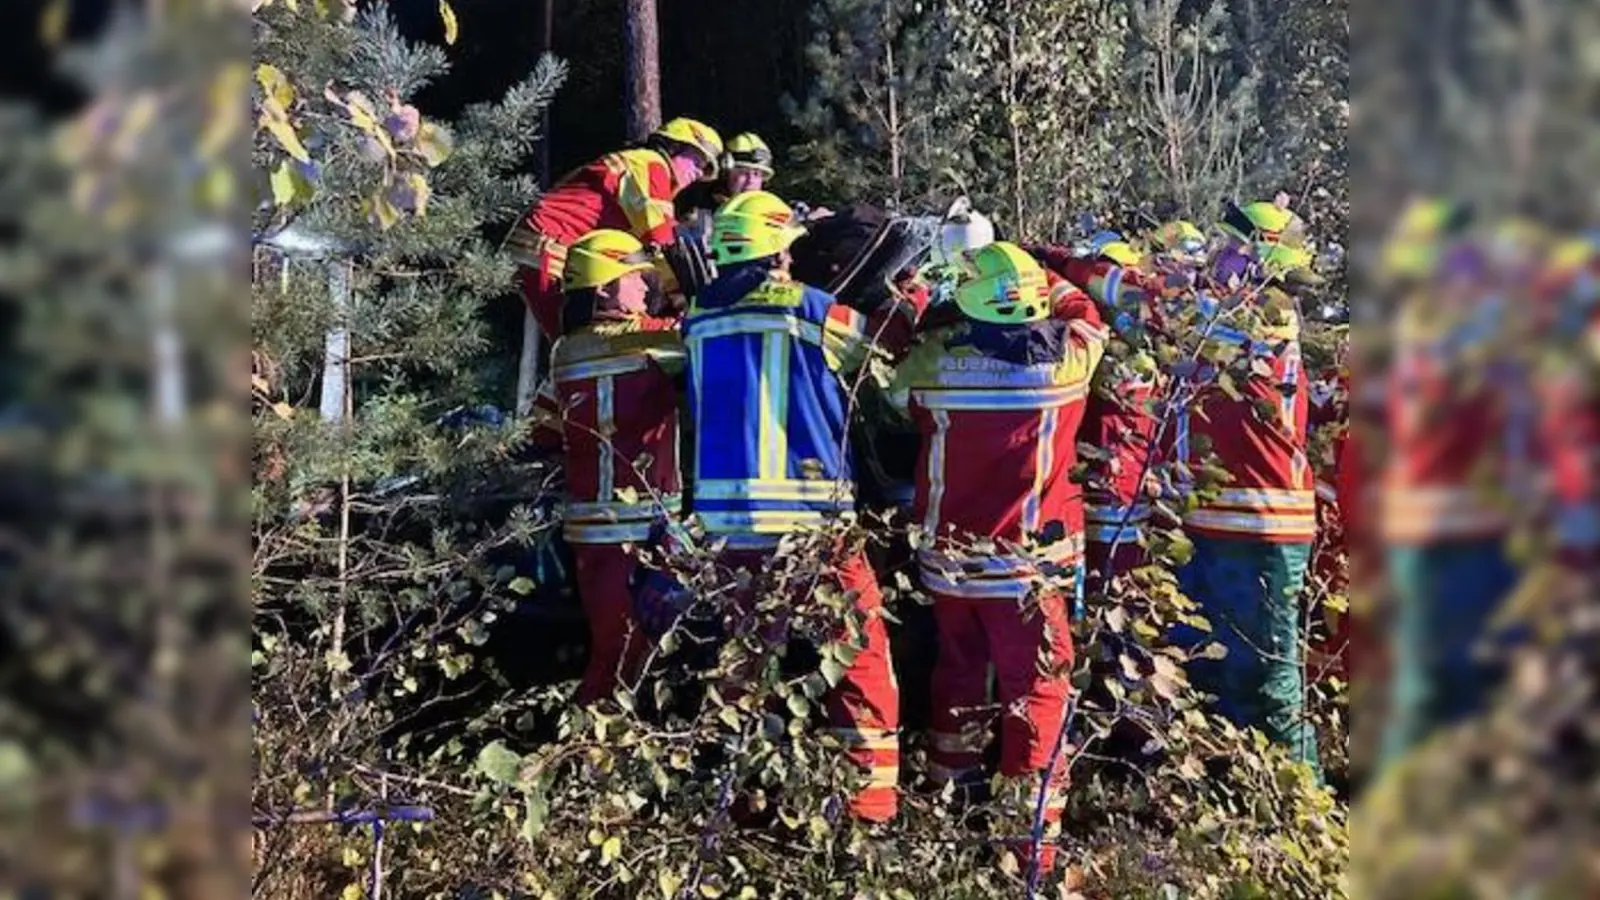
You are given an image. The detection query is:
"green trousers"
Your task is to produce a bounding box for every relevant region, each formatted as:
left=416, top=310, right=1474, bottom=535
left=1175, top=535, right=1321, bottom=775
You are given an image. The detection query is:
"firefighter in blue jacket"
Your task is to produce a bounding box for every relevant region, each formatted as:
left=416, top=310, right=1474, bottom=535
left=683, top=189, right=901, bottom=822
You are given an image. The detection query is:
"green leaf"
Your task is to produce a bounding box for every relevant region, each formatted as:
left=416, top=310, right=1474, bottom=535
left=600, top=835, right=622, bottom=866
left=658, top=869, right=685, bottom=899
left=509, top=576, right=537, bottom=595
left=366, top=191, right=401, bottom=231
left=474, top=740, right=522, bottom=785
left=522, top=783, right=549, bottom=839
left=439, top=0, right=459, bottom=44
left=819, top=656, right=846, bottom=687
left=786, top=693, right=809, bottom=718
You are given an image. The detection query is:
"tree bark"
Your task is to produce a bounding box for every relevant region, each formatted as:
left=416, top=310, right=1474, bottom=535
left=1003, top=0, right=1025, bottom=235
left=623, top=0, right=662, bottom=142
left=885, top=33, right=902, bottom=209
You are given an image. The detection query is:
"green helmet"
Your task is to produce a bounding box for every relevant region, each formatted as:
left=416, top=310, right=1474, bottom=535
left=1220, top=200, right=1303, bottom=246
left=708, top=190, right=806, bottom=265
left=954, top=242, right=1050, bottom=325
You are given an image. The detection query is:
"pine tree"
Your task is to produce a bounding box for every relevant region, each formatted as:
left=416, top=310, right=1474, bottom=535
left=0, top=2, right=251, bottom=895
left=781, top=0, right=958, bottom=211
left=249, top=4, right=569, bottom=894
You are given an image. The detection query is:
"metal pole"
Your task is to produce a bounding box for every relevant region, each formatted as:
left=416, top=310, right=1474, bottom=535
left=151, top=261, right=185, bottom=426
left=515, top=308, right=543, bottom=417
left=320, top=260, right=351, bottom=422
left=370, top=773, right=387, bottom=900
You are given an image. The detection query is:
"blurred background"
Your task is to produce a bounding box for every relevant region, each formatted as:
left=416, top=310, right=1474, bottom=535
left=0, top=0, right=1596, bottom=897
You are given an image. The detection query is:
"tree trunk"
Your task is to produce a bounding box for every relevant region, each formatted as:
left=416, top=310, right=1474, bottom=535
left=885, top=33, right=902, bottom=209
left=537, top=0, right=554, bottom=184
left=1003, top=0, right=1025, bottom=235
left=623, top=0, right=662, bottom=142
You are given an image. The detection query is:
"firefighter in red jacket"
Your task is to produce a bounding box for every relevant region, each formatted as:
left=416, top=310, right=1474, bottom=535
left=1170, top=199, right=1324, bottom=775
left=541, top=229, right=686, bottom=704
left=684, top=190, right=901, bottom=823
left=1027, top=234, right=1164, bottom=592
left=889, top=242, right=1107, bottom=870
left=508, top=118, right=724, bottom=339
left=1376, top=209, right=1533, bottom=768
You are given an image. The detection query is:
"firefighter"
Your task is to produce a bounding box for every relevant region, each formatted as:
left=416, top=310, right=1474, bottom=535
left=508, top=118, right=724, bottom=339
left=683, top=189, right=901, bottom=823
left=1026, top=233, right=1164, bottom=593
left=676, top=132, right=776, bottom=248
left=542, top=229, right=686, bottom=704
left=888, top=242, right=1107, bottom=871
left=1169, top=198, right=1324, bottom=774
left=1377, top=214, right=1532, bottom=767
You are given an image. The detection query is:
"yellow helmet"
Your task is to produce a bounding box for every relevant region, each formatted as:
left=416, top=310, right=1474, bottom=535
left=1220, top=199, right=1305, bottom=247
left=722, top=132, right=774, bottom=176
left=1154, top=220, right=1206, bottom=257
left=651, top=118, right=724, bottom=181
left=1379, top=197, right=1471, bottom=281
left=954, top=242, right=1051, bottom=325
left=563, top=229, right=655, bottom=291
left=1088, top=231, right=1144, bottom=267
left=708, top=190, right=807, bottom=265
left=1546, top=236, right=1597, bottom=274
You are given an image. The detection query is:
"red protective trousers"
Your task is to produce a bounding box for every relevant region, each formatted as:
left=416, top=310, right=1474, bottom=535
left=721, top=547, right=901, bottom=822
left=928, top=589, right=1075, bottom=868
left=571, top=543, right=650, bottom=705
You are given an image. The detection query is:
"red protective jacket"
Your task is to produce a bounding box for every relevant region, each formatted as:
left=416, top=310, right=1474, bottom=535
left=1380, top=296, right=1524, bottom=544
left=1028, top=247, right=1164, bottom=548
left=1176, top=287, right=1316, bottom=543
left=509, top=148, right=683, bottom=336
left=541, top=316, right=685, bottom=544
left=891, top=297, right=1108, bottom=598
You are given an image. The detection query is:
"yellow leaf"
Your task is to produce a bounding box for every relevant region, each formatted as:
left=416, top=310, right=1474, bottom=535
left=340, top=884, right=362, bottom=900
left=342, top=90, right=383, bottom=134
left=439, top=0, right=459, bottom=45
left=404, top=171, right=431, bottom=217
left=600, top=835, right=621, bottom=865
left=112, top=95, right=160, bottom=160
left=366, top=191, right=401, bottom=231
left=255, top=64, right=296, bottom=110
left=413, top=121, right=454, bottom=167
left=270, top=161, right=301, bottom=206
left=201, top=64, right=250, bottom=159
left=198, top=166, right=236, bottom=211
left=263, top=117, right=310, bottom=162
left=271, top=401, right=295, bottom=421
left=40, top=0, right=68, bottom=46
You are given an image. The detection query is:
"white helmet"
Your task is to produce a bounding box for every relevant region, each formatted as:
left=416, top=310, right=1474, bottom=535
left=930, top=197, right=995, bottom=266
